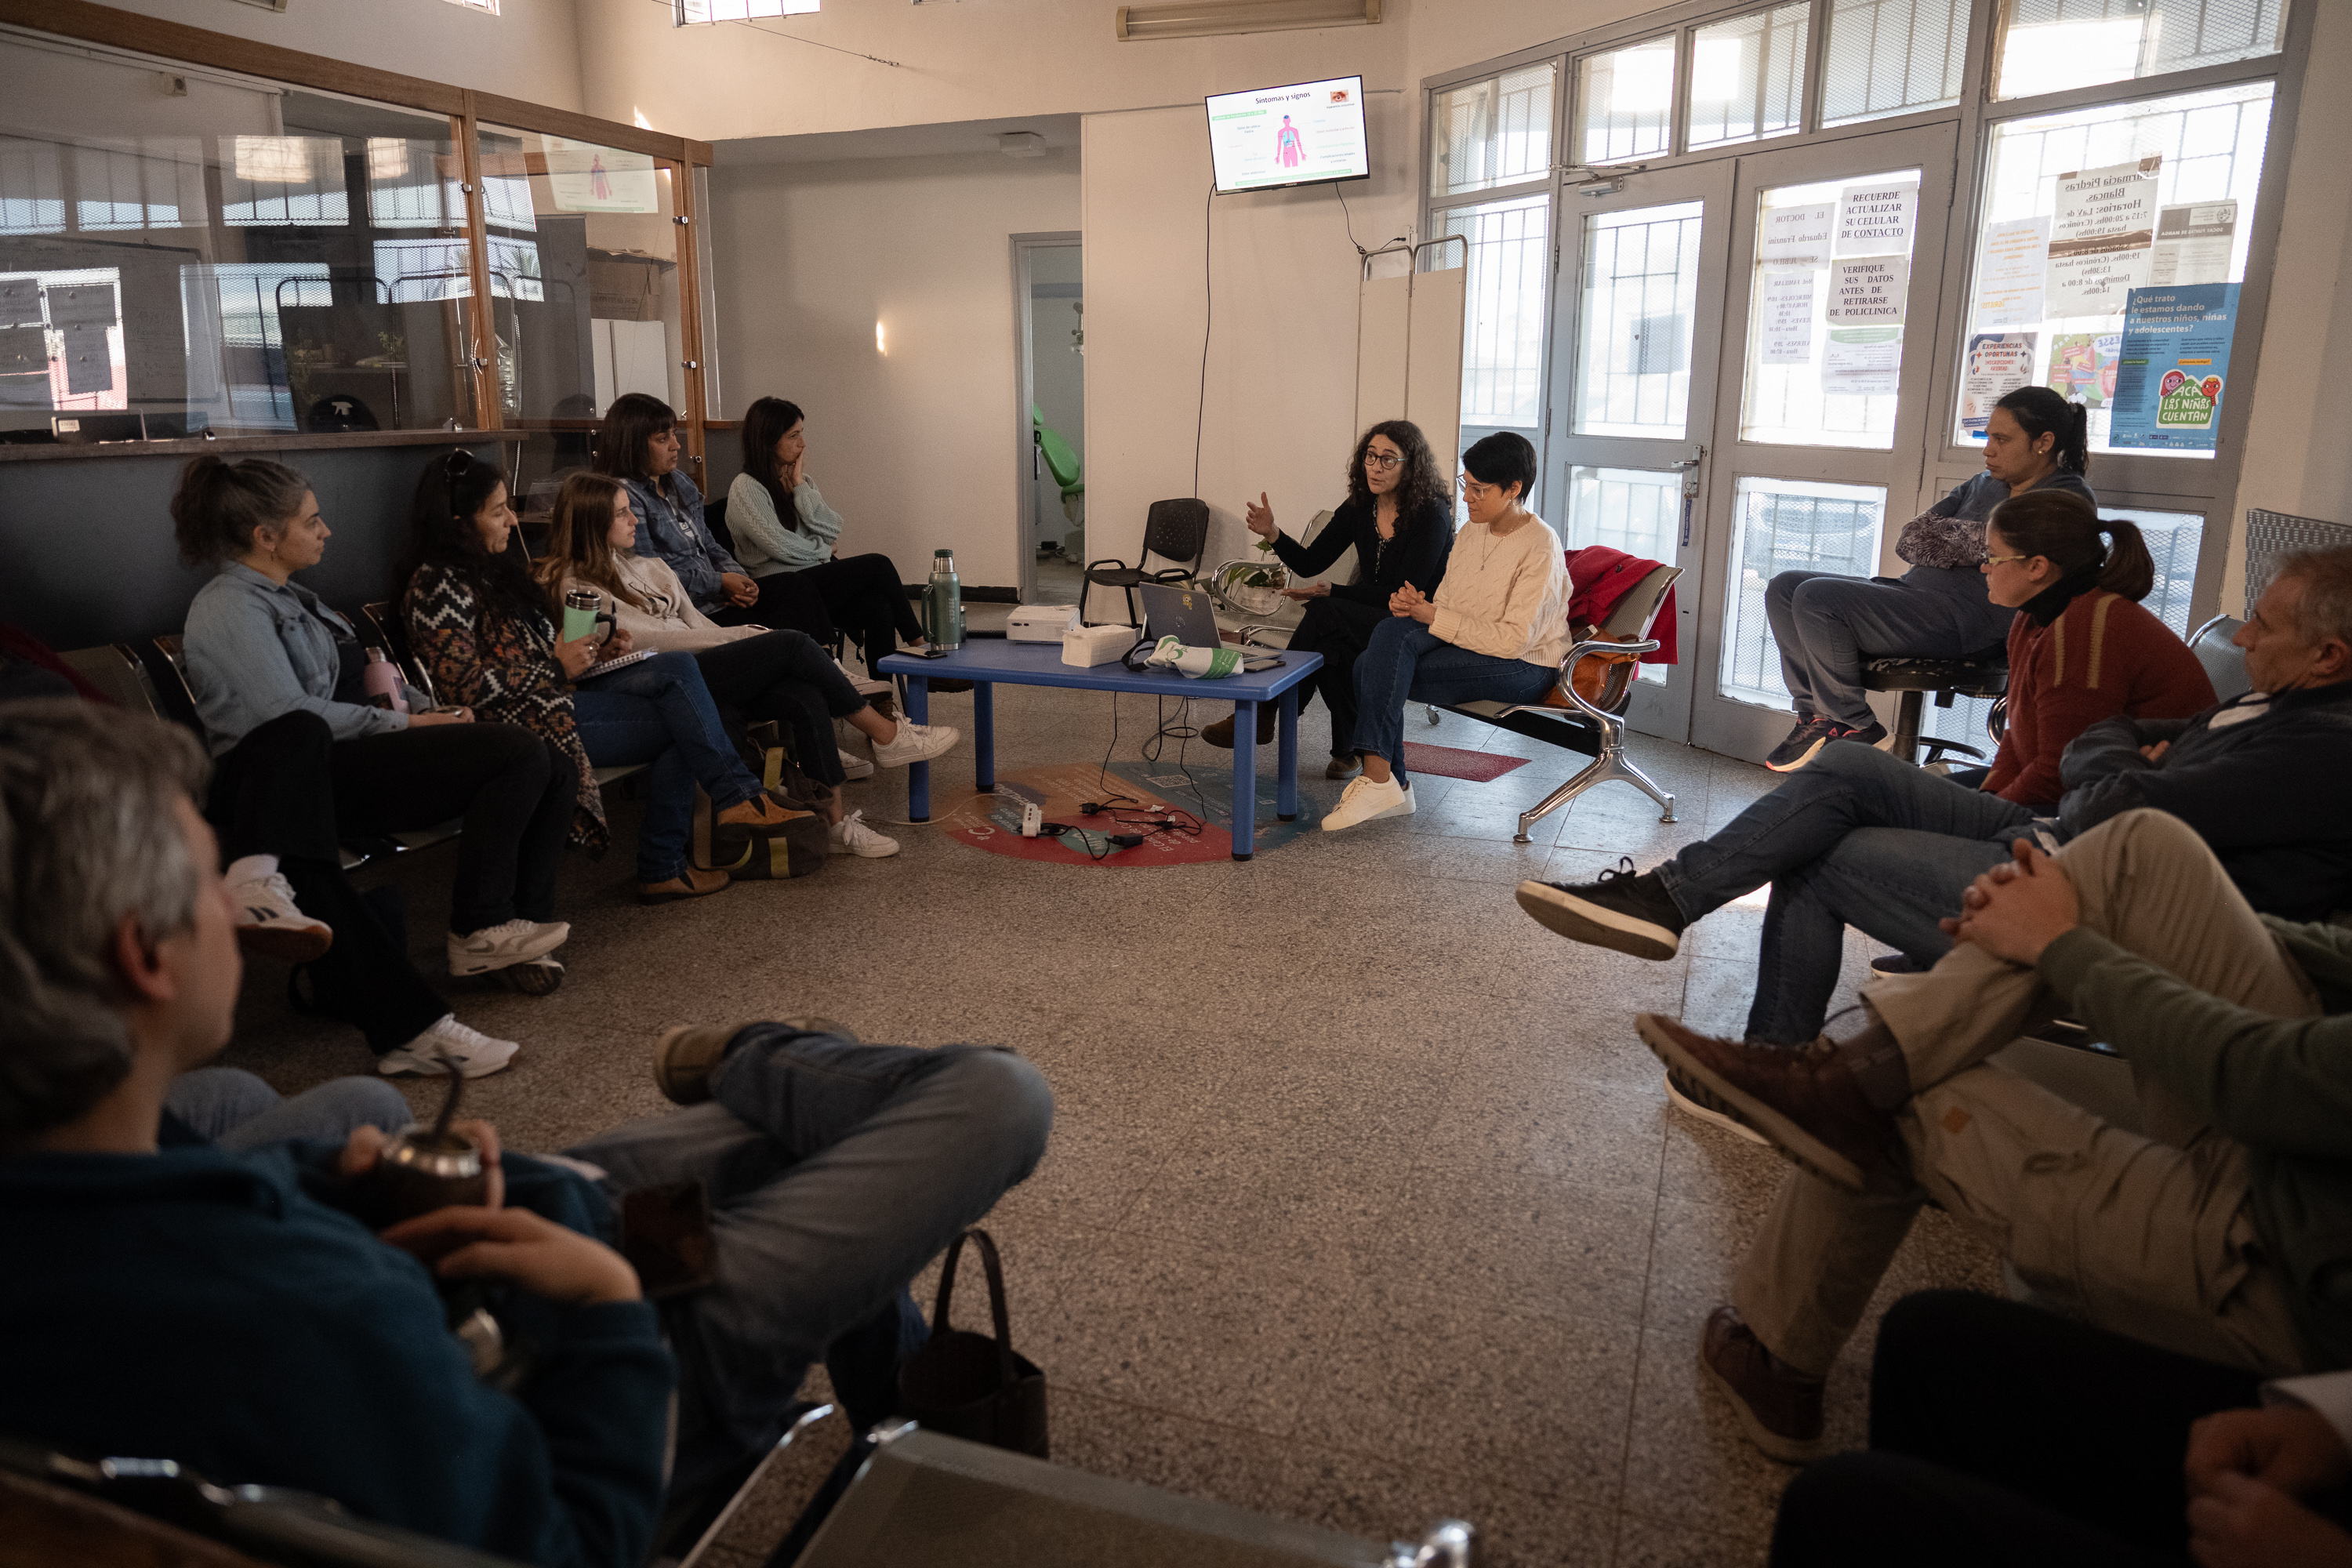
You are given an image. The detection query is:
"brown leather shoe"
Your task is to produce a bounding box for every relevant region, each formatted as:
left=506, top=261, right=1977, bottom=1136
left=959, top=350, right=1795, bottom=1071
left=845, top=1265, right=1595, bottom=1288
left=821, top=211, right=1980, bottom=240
left=1700, top=1306, right=1828, bottom=1464
left=1635, top=1014, right=1901, bottom=1194
left=655, top=1016, right=858, bottom=1104
left=1201, top=705, right=1277, bottom=750
left=639, top=864, right=731, bottom=905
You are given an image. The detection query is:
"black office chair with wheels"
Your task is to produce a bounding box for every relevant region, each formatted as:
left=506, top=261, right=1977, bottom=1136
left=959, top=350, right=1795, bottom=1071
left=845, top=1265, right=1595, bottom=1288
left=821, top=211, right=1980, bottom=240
left=1862, top=646, right=2008, bottom=767
left=1083, top=498, right=1209, bottom=626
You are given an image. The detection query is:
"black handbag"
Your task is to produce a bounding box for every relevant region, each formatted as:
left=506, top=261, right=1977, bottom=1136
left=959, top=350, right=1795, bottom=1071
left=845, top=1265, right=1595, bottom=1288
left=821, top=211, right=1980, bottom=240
left=895, top=1228, right=1049, bottom=1458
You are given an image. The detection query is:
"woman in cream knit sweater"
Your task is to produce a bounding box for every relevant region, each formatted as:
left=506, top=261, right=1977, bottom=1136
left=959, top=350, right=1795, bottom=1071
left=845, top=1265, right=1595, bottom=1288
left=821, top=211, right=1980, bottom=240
left=535, top=472, right=960, bottom=858
left=1323, top=431, right=1570, bottom=833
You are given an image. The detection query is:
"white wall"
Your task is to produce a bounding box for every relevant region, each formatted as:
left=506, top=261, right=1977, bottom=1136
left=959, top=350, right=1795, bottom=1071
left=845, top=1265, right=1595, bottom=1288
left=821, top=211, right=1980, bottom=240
left=2229, top=0, right=2352, bottom=607
left=703, top=147, right=1081, bottom=590
left=89, top=0, right=588, bottom=112
left=1080, top=92, right=1417, bottom=594
left=575, top=0, right=1412, bottom=143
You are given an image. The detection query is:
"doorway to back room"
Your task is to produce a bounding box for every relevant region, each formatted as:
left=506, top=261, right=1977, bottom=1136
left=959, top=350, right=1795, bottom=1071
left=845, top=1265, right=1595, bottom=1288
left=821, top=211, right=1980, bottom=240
left=1017, top=234, right=1084, bottom=607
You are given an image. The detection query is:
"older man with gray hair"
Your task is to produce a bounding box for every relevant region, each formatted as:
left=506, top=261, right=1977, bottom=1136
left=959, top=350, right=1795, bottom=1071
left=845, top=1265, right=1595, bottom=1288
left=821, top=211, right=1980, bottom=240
left=0, top=699, right=1054, bottom=1568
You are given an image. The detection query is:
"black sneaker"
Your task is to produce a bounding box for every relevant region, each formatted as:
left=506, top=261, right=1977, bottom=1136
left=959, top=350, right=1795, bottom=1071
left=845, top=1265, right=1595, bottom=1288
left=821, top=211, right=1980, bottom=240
left=1831, top=720, right=1889, bottom=750
left=1765, top=716, right=1836, bottom=772
left=1515, top=855, right=1686, bottom=960
left=1868, top=953, right=1922, bottom=976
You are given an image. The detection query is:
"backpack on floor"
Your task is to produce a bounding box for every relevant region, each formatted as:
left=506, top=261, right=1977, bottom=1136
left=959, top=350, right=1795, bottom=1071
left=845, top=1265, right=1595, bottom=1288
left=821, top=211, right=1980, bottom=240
left=689, top=783, right=827, bottom=879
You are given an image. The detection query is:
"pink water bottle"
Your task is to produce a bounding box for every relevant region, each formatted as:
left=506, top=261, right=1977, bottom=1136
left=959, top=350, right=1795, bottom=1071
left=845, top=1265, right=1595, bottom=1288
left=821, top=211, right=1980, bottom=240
left=363, top=647, right=409, bottom=713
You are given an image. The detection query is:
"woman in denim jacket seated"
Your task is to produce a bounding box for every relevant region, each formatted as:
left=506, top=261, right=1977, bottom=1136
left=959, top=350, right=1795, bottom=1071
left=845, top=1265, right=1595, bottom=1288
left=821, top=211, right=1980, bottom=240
left=399, top=452, right=805, bottom=906
left=592, top=392, right=757, bottom=622
left=1762, top=387, right=2096, bottom=771
left=174, top=456, right=568, bottom=1078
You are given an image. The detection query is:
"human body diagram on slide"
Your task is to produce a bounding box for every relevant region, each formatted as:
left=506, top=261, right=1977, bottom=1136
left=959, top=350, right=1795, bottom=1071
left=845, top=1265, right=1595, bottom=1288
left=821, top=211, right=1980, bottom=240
left=1276, top=116, right=1305, bottom=169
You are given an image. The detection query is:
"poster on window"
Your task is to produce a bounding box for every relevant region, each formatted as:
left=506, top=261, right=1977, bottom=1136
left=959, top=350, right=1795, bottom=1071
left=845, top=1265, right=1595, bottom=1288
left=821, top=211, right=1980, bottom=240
left=1973, top=216, right=2049, bottom=329
left=1834, top=181, right=1916, bottom=257
left=1825, top=256, right=1908, bottom=325
left=542, top=136, right=659, bottom=215
left=1761, top=201, right=1835, bottom=268
left=2044, top=157, right=2161, bottom=319
left=1824, top=327, right=1902, bottom=396
left=2047, top=332, right=2122, bottom=407
left=2110, top=283, right=2238, bottom=451
left=2148, top=201, right=2237, bottom=288
left=1959, top=332, right=2036, bottom=440
left=1760, top=270, right=1816, bottom=365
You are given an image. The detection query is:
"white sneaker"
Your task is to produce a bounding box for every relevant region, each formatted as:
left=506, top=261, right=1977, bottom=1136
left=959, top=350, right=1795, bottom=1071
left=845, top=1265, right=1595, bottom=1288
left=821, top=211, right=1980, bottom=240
left=870, top=720, right=960, bottom=768
left=224, top=854, right=333, bottom=963
left=378, top=1014, right=520, bottom=1078
left=447, top=917, right=570, bottom=977
left=839, top=747, right=877, bottom=781
left=837, top=655, right=893, bottom=699
left=829, top=809, right=900, bottom=858
left=1320, top=774, right=1414, bottom=832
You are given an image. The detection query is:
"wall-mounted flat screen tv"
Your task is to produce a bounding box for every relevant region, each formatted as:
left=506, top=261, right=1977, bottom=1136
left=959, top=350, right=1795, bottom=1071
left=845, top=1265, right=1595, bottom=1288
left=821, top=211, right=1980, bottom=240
left=1205, top=75, right=1369, bottom=195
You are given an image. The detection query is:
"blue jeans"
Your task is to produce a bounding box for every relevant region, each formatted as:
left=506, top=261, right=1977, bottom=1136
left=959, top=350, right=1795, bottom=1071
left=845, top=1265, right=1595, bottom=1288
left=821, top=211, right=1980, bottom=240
left=1654, top=743, right=2035, bottom=1043
left=568, top=1028, right=1053, bottom=1501
left=165, top=1068, right=415, bottom=1150
left=1349, top=618, right=1559, bottom=777
left=571, top=651, right=764, bottom=882
left=1765, top=571, right=2014, bottom=728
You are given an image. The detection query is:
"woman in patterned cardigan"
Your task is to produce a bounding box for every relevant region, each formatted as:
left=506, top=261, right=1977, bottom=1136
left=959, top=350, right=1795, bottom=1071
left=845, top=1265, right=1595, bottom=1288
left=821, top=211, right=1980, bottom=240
left=399, top=452, right=804, bottom=905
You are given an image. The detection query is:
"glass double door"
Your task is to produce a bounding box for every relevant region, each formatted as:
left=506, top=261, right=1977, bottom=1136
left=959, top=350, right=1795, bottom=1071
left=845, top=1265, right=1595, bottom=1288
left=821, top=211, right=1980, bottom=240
left=1541, top=122, right=1959, bottom=761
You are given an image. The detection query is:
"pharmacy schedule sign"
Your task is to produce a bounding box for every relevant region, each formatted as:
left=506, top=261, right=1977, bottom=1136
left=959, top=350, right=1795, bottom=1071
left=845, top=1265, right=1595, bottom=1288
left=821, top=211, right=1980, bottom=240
left=2109, top=283, right=2239, bottom=452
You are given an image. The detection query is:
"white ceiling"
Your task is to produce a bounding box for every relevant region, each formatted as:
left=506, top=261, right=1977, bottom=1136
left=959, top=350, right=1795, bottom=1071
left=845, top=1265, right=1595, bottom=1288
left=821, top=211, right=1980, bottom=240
left=713, top=111, right=1082, bottom=165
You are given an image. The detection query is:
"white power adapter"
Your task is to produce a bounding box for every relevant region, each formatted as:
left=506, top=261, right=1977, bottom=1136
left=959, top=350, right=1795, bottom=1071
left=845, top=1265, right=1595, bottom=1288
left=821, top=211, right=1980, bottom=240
left=1019, top=800, right=1044, bottom=837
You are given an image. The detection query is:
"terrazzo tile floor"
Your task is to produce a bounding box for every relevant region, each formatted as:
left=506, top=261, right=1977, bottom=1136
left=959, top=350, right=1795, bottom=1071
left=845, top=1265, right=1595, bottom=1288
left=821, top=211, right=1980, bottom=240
left=218, top=640, right=2004, bottom=1567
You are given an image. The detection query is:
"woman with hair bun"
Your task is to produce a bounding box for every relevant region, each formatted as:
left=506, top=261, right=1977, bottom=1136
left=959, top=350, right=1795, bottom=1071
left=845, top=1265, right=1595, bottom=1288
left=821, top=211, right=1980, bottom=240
left=1762, top=386, right=2096, bottom=771
left=173, top=455, right=571, bottom=1079
left=1972, top=489, right=2213, bottom=808
left=1218, top=418, right=1454, bottom=775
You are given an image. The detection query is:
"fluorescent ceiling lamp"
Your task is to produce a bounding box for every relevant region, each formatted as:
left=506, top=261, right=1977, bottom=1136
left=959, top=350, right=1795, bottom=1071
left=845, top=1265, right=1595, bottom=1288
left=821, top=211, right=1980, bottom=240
left=1116, top=0, right=1379, bottom=43
left=677, top=0, right=820, bottom=22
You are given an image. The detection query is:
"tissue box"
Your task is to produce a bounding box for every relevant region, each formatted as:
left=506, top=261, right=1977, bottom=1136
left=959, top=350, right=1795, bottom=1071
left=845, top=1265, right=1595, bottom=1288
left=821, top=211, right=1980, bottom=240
left=1062, top=623, right=1136, bottom=667
left=1008, top=604, right=1079, bottom=642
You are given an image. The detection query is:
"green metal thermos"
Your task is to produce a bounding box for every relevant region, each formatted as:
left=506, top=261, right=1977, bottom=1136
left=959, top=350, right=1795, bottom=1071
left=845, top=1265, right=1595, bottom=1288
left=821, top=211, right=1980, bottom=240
left=923, top=549, right=964, bottom=650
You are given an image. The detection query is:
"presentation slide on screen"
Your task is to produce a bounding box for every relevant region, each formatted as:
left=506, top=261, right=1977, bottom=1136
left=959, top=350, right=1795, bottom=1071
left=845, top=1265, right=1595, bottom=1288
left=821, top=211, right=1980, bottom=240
left=1205, top=76, right=1369, bottom=193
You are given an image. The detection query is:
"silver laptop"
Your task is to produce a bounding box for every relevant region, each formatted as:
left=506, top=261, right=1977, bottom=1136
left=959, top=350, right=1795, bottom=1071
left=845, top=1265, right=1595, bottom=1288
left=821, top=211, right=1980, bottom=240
left=1135, top=582, right=1285, bottom=672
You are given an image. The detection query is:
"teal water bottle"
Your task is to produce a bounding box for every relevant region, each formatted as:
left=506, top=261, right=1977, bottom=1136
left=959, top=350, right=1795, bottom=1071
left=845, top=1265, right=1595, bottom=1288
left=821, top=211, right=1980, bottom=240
left=924, top=549, right=964, bottom=650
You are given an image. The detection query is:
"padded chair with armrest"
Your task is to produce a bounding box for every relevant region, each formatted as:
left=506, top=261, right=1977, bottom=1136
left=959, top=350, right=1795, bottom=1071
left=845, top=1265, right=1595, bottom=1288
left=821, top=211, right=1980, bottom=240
left=1445, top=562, right=1684, bottom=841
left=59, top=643, right=165, bottom=715
left=1861, top=647, right=2008, bottom=767
left=2188, top=612, right=2252, bottom=702
left=1084, top=498, right=1209, bottom=627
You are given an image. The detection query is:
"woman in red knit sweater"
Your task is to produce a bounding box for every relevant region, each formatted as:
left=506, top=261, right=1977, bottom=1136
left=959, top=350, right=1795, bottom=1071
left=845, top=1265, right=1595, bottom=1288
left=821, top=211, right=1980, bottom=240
left=1975, top=489, right=2214, bottom=808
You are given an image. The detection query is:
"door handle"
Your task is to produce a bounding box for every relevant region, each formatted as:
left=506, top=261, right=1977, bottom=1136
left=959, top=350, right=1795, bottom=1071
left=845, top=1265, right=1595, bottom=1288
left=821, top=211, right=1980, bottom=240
left=1673, top=448, right=1704, bottom=549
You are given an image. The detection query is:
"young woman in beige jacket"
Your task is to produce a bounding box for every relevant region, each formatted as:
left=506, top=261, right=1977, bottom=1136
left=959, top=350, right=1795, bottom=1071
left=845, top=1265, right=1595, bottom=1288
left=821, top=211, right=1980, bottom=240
left=1321, top=431, right=1570, bottom=833
left=536, top=472, right=959, bottom=858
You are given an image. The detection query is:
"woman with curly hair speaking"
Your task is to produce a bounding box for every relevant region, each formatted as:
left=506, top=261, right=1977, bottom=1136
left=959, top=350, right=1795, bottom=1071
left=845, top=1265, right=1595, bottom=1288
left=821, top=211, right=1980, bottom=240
left=1207, top=419, right=1454, bottom=778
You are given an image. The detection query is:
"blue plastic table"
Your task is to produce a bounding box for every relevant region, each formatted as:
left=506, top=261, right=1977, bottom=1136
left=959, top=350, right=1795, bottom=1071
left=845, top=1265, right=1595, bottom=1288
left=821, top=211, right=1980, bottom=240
left=875, top=639, right=1325, bottom=860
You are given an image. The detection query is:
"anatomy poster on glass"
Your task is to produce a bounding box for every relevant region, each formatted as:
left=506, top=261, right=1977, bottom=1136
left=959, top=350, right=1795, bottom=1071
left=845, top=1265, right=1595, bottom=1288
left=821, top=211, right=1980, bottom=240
left=1759, top=270, right=1815, bottom=365
left=1824, top=327, right=1901, bottom=396
left=2110, top=283, right=2238, bottom=452
left=1959, top=332, right=2036, bottom=439
left=2045, top=157, right=2161, bottom=319
left=543, top=136, right=659, bottom=215
left=2148, top=201, right=2237, bottom=288
left=1973, top=216, right=2049, bottom=329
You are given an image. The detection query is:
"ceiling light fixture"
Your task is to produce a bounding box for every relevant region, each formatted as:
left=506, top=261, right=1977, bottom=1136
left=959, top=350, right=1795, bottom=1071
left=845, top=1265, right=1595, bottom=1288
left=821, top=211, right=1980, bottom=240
left=997, top=132, right=1047, bottom=158
left=1114, top=0, right=1378, bottom=43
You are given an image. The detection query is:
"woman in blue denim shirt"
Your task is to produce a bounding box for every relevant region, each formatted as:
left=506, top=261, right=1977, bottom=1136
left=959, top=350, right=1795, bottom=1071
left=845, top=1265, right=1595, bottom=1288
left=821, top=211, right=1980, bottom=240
left=175, top=456, right=574, bottom=1078
left=593, top=393, right=759, bottom=621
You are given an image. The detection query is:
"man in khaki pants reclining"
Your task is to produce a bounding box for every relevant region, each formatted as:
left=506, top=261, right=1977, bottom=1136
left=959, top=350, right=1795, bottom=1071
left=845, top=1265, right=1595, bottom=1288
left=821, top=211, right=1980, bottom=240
left=1637, top=805, right=2352, bottom=1462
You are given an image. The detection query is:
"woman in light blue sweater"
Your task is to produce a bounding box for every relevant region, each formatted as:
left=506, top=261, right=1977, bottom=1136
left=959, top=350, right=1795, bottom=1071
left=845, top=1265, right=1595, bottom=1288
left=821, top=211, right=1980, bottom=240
left=726, top=397, right=932, bottom=676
